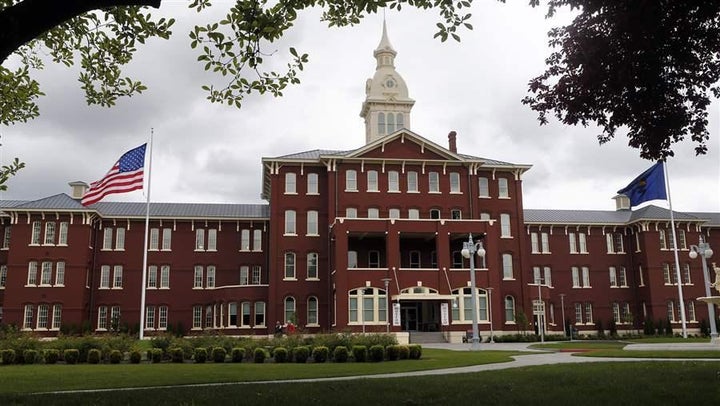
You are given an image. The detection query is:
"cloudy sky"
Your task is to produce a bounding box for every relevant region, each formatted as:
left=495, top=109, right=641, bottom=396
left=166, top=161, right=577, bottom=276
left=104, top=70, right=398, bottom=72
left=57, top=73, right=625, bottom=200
left=1, top=1, right=719, bottom=213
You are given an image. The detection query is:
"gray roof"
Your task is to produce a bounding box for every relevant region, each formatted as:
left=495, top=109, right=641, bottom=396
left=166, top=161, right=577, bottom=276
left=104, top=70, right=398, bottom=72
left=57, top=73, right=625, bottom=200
left=686, top=212, right=720, bottom=226
left=524, top=205, right=711, bottom=225
left=458, top=153, right=516, bottom=166
left=273, top=149, right=354, bottom=160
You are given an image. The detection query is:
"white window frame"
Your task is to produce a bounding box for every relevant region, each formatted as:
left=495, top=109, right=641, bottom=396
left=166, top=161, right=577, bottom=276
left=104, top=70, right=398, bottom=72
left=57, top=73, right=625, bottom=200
left=345, top=169, right=357, bottom=191
left=449, top=172, right=461, bottom=193
left=285, top=172, right=297, bottom=194
left=253, top=229, right=262, bottom=251
left=194, top=266, right=203, bottom=289
left=149, top=228, right=159, bottom=250
left=55, top=261, right=65, bottom=286
left=284, top=252, right=296, bottom=279
left=160, top=265, right=170, bottom=288
left=31, top=221, right=42, bottom=245
left=307, top=252, right=319, bottom=279
left=115, top=227, right=125, bottom=250
left=99, top=265, right=110, bottom=289
left=388, top=170, right=399, bottom=192
left=367, top=170, right=378, bottom=192
left=478, top=177, right=489, bottom=198
left=428, top=171, right=440, bottom=193
left=500, top=214, right=511, bottom=237
left=502, top=254, right=513, bottom=279
left=307, top=210, right=319, bottom=236
left=162, top=228, right=172, bottom=250
left=285, top=210, right=297, bottom=235
left=307, top=173, right=319, bottom=195
left=58, top=222, right=68, bottom=246
left=498, top=178, right=509, bottom=198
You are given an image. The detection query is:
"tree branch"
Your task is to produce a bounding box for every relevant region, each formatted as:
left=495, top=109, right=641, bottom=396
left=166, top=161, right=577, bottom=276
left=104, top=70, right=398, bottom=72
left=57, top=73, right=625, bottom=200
left=0, top=0, right=162, bottom=63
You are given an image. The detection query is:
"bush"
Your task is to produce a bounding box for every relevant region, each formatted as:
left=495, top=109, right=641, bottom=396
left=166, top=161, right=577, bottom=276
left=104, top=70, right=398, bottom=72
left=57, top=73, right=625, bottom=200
left=312, top=346, right=329, bottom=363
left=253, top=347, right=267, bottom=364
left=23, top=349, right=39, bottom=364
left=231, top=347, right=245, bottom=363
left=212, top=347, right=227, bottom=363
left=109, top=350, right=122, bottom=364
left=151, top=348, right=163, bottom=363
left=44, top=349, right=60, bottom=364
left=408, top=345, right=422, bottom=360
left=64, top=349, right=80, bottom=364
left=293, top=346, right=310, bottom=363
left=1, top=349, right=16, bottom=365
left=369, top=345, right=384, bottom=362
left=333, top=346, right=349, bottom=363
left=129, top=350, right=142, bottom=364
left=194, top=347, right=208, bottom=364
left=397, top=345, right=410, bottom=360
left=273, top=347, right=289, bottom=363
left=352, top=345, right=367, bottom=362
left=385, top=345, right=399, bottom=361
left=169, top=347, right=184, bottom=363
left=87, top=348, right=102, bottom=364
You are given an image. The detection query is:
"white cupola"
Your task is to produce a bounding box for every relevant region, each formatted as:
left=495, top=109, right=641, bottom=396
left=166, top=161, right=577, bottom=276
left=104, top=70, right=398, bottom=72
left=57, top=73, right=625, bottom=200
left=359, top=20, right=415, bottom=144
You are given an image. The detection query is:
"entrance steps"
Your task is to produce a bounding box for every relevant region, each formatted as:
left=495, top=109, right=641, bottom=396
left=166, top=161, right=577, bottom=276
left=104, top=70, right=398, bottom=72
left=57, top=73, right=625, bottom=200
left=408, top=331, right=446, bottom=344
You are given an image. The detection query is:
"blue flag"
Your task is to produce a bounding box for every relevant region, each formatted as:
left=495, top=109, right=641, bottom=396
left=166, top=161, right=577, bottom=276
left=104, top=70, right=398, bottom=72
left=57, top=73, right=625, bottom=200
left=617, top=161, right=667, bottom=207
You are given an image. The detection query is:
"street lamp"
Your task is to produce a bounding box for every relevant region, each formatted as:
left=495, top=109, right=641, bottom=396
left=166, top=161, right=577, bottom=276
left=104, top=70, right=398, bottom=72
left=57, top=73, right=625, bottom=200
left=689, top=237, right=717, bottom=342
left=559, top=293, right=567, bottom=340
left=382, top=277, right=392, bottom=333
left=461, top=233, right=486, bottom=351
left=486, top=287, right=494, bottom=343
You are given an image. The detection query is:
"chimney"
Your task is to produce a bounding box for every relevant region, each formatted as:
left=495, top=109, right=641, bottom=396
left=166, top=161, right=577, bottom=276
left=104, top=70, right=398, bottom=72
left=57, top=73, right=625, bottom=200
left=68, top=181, right=89, bottom=200
left=448, top=131, right=457, bottom=153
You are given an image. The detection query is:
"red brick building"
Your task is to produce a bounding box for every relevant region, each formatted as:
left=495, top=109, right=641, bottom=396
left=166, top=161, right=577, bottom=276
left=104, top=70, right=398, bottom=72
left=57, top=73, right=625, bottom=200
left=1, top=25, right=718, bottom=343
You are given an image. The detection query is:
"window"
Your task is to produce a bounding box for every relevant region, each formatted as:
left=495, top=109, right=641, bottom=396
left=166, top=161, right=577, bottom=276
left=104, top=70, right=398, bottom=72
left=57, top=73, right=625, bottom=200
left=367, top=208, right=379, bottom=218
left=146, top=306, right=156, bottom=329
left=31, top=221, right=42, bottom=245
left=103, top=228, right=113, bottom=250
left=618, top=266, right=627, bottom=287
left=430, top=209, right=441, bottom=219
left=97, top=306, right=107, bottom=330
left=0, top=265, right=6, bottom=288
left=346, top=170, right=357, bottom=191
left=284, top=297, right=296, bottom=323
left=157, top=265, right=169, bottom=288
left=241, top=229, right=250, bottom=251
left=578, top=233, right=587, bottom=253
left=253, top=229, right=262, bottom=251
left=408, top=209, right=420, bottom=219
left=621, top=303, right=630, bottom=323
left=162, top=228, right=172, bottom=250
left=149, top=228, right=159, bottom=250
left=638, top=265, right=645, bottom=286
left=240, top=266, right=249, bottom=285
left=582, top=267, right=591, bottom=287
left=667, top=301, right=676, bottom=322
left=500, top=214, right=511, bottom=237
left=574, top=303, right=583, bottom=324
left=55, top=262, right=65, bottom=286
left=388, top=170, right=399, bottom=192
left=571, top=267, right=580, bottom=288
left=346, top=208, right=357, bottom=218
left=682, top=263, right=691, bottom=285
left=429, top=172, right=439, bottom=193
left=531, top=233, right=539, bottom=253
left=58, top=222, right=68, bottom=245
left=52, top=304, right=62, bottom=330
left=378, top=112, right=386, bottom=135
left=505, top=296, right=515, bottom=322
left=451, top=287, right=488, bottom=322
left=368, top=251, right=380, bottom=268
left=585, top=303, right=593, bottom=323
left=148, top=266, right=158, bottom=288
left=1, top=226, right=10, bottom=249
left=195, top=229, right=205, bottom=250
left=252, top=266, right=262, bottom=284
left=677, top=229, right=687, bottom=250
left=569, top=232, right=587, bottom=253
left=255, top=302, right=266, bottom=326
left=158, top=306, right=168, bottom=329
left=100, top=265, right=110, bottom=288
left=115, top=228, right=125, bottom=250
left=532, top=266, right=542, bottom=284
left=193, top=306, right=202, bottom=329
left=367, top=170, right=378, bottom=192
left=207, top=229, right=217, bottom=251
left=544, top=267, right=552, bottom=287
left=206, top=266, right=215, bottom=288
left=40, top=261, right=52, bottom=285
left=205, top=305, right=213, bottom=328
left=389, top=208, right=400, bottom=219
left=409, top=251, right=421, bottom=268
left=502, top=254, right=513, bottom=279
left=37, top=304, right=49, bottom=329
left=540, top=233, right=550, bottom=253
left=663, top=263, right=677, bottom=285
left=44, top=222, right=56, bottom=245
left=228, top=302, right=238, bottom=327
left=612, top=302, right=621, bottom=323
left=113, top=265, right=123, bottom=288
left=241, top=302, right=251, bottom=326
left=452, top=251, right=463, bottom=268
left=609, top=266, right=618, bottom=287
left=498, top=178, right=509, bottom=198
left=396, top=113, right=404, bottom=130
left=407, top=171, right=418, bottom=192
left=284, top=252, right=296, bottom=279
left=451, top=209, right=462, bottom=219
left=687, top=301, right=696, bottom=321
left=285, top=172, right=296, bottom=194
left=27, top=261, right=38, bottom=286
left=450, top=172, right=460, bottom=193
left=285, top=210, right=296, bottom=235
left=606, top=233, right=624, bottom=253
left=348, top=251, right=358, bottom=268
left=478, top=177, right=489, bottom=197
left=307, top=210, right=319, bottom=236
left=349, top=287, right=388, bottom=323
left=194, top=266, right=203, bottom=288
left=307, top=173, right=319, bottom=194
left=307, top=253, right=318, bottom=279
left=308, top=297, right=319, bottom=325
left=659, top=230, right=667, bottom=250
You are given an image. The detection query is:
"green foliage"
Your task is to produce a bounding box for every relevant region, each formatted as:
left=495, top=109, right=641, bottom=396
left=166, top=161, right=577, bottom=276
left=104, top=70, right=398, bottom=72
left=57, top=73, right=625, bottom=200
left=656, top=319, right=665, bottom=336
left=253, top=347, right=267, bottom=364
left=596, top=320, right=606, bottom=339
left=87, top=348, right=102, bottom=364
left=368, top=345, right=384, bottom=362
left=699, top=319, right=709, bottom=337
left=63, top=349, right=80, bottom=364
left=332, top=346, right=349, bottom=363
left=515, top=311, right=530, bottom=335
left=23, top=349, right=39, bottom=364
left=1, top=349, right=15, bottom=364
left=109, top=350, right=123, bottom=364
left=408, top=345, right=422, bottom=360
left=350, top=333, right=397, bottom=349
left=664, top=318, right=674, bottom=336
left=311, top=346, right=329, bottom=363
left=211, top=347, right=227, bottom=363
left=397, top=345, right=409, bottom=360
left=293, top=346, right=310, bottom=363
left=644, top=319, right=656, bottom=336
left=609, top=320, right=618, bottom=338
left=231, top=347, right=245, bottom=363
left=44, top=349, right=60, bottom=364
left=129, top=350, right=142, bottom=364
left=0, top=158, right=25, bottom=192
left=385, top=345, right=399, bottom=361
left=272, top=347, right=289, bottom=363
left=352, top=345, right=367, bottom=363
left=150, top=348, right=163, bottom=363
left=169, top=347, right=184, bottom=363
left=194, top=347, right=207, bottom=364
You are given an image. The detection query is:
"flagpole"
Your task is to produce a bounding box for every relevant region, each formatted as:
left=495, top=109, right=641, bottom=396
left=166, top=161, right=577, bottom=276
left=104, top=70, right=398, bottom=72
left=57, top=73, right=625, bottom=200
left=664, top=160, right=688, bottom=338
left=139, top=129, right=154, bottom=340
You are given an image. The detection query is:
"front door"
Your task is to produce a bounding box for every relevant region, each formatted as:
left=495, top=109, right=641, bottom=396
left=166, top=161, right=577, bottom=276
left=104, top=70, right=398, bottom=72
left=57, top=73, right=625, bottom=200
left=401, top=304, right=418, bottom=331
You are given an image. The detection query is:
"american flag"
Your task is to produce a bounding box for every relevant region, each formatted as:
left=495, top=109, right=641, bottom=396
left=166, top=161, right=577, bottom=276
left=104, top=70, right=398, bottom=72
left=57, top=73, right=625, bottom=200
left=81, top=144, right=147, bottom=206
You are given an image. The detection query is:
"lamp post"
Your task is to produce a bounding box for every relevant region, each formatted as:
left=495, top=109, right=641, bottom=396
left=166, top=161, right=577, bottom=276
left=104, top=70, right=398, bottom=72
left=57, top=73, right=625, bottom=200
left=559, top=293, right=567, bottom=340
left=382, top=277, right=392, bottom=333
left=689, top=237, right=717, bottom=342
left=486, top=287, right=494, bottom=343
left=535, top=275, right=545, bottom=343
left=461, top=233, right=486, bottom=351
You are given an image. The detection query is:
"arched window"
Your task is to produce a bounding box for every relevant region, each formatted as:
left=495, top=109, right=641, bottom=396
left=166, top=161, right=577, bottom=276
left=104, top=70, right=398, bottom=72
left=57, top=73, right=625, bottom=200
left=307, top=296, right=318, bottom=325
left=505, top=296, right=515, bottom=322
left=396, top=113, right=404, bottom=130
left=378, top=112, right=386, bottom=135
left=284, top=252, right=296, bottom=279
left=284, top=297, right=296, bottom=324
left=387, top=113, right=395, bottom=133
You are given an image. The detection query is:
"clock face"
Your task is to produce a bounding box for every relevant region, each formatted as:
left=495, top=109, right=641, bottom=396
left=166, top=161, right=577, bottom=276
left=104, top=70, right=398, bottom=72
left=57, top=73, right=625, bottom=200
left=385, top=78, right=395, bottom=88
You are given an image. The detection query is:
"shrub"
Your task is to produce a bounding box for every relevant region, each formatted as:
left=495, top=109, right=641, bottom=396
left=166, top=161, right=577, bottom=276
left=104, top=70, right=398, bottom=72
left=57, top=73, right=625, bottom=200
left=369, top=345, right=384, bottom=362
left=253, top=347, right=267, bottom=364
left=109, top=350, right=122, bottom=364
left=231, top=347, right=245, bottom=363
left=169, top=347, right=184, bottom=363
left=129, top=350, right=142, bottom=364
left=397, top=345, right=410, bottom=360
left=23, top=349, right=39, bottom=364
left=212, top=347, right=227, bottom=363
left=151, top=348, right=163, bottom=363
left=293, top=346, right=310, bottom=363
left=312, top=346, right=329, bottom=363
left=408, top=345, right=422, bottom=360
left=194, top=347, right=208, bottom=364
left=352, top=345, right=367, bottom=362
left=87, top=348, right=102, bottom=364
left=333, top=346, right=349, bottom=363
left=385, top=345, right=399, bottom=361
left=1, top=349, right=16, bottom=365
left=64, top=349, right=80, bottom=364
left=273, top=347, right=289, bottom=363
left=44, top=349, right=60, bottom=364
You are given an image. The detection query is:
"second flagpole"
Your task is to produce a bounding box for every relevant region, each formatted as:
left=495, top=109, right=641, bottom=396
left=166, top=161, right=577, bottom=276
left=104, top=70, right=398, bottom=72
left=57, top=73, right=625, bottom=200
left=139, top=128, right=154, bottom=340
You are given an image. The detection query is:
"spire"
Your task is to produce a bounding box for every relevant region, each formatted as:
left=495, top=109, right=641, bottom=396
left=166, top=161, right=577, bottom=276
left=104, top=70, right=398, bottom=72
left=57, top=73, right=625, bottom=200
left=374, top=19, right=397, bottom=61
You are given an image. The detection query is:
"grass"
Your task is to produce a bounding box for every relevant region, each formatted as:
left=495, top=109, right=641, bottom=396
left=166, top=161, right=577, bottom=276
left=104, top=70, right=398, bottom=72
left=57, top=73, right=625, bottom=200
left=3, top=362, right=718, bottom=405
left=530, top=339, right=720, bottom=358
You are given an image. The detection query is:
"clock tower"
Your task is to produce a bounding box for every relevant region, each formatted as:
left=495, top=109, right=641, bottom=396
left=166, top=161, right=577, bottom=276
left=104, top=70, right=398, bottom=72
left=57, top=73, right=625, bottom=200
left=360, top=20, right=415, bottom=144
